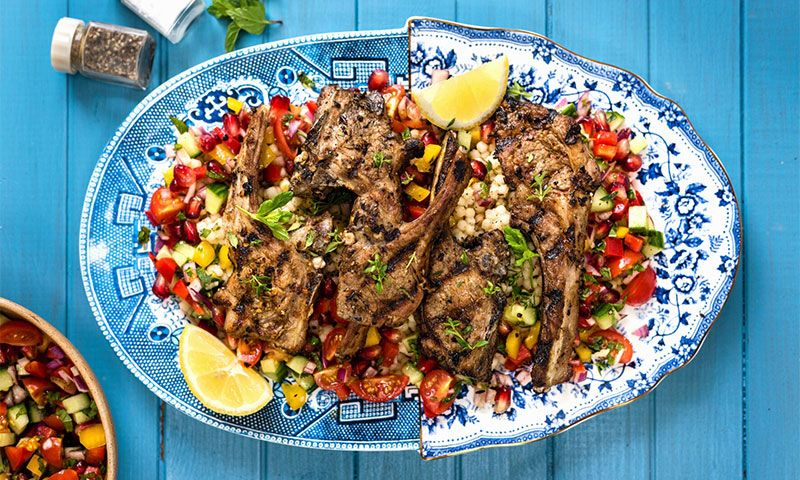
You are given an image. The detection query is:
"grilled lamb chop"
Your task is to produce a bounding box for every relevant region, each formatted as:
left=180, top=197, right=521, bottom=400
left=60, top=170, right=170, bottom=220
left=419, top=230, right=511, bottom=381
left=492, top=98, right=600, bottom=389
left=213, top=106, right=331, bottom=353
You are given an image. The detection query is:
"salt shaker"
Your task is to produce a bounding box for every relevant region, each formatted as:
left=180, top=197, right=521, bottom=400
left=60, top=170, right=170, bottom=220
left=51, top=18, right=156, bottom=89
left=121, top=0, right=205, bottom=44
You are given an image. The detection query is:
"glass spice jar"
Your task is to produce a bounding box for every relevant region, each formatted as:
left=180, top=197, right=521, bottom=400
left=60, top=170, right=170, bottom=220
left=50, top=17, right=156, bottom=89
left=121, top=0, right=205, bottom=44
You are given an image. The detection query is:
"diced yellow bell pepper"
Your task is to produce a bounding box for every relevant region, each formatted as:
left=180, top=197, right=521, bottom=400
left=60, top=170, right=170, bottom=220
left=282, top=383, right=308, bottom=411
left=506, top=329, right=522, bottom=360
left=615, top=226, right=629, bottom=239
left=26, top=454, right=44, bottom=477
left=163, top=165, right=174, bottom=186
left=579, top=327, right=597, bottom=343
left=413, top=144, right=442, bottom=173
left=364, top=327, right=381, bottom=347
left=265, top=126, right=275, bottom=145
left=260, top=142, right=277, bottom=167
left=227, top=97, right=244, bottom=114
left=404, top=183, right=430, bottom=202
left=470, top=127, right=481, bottom=146
left=524, top=322, right=541, bottom=350
left=209, top=144, right=235, bottom=165
left=78, top=424, right=107, bottom=449
left=218, top=245, right=232, bottom=270
left=193, top=241, right=215, bottom=268
left=576, top=344, right=592, bottom=363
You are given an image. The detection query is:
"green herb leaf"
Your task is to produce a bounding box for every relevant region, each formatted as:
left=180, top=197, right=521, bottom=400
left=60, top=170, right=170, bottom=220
left=503, top=226, right=539, bottom=267
left=401, top=127, right=411, bottom=140
left=137, top=226, right=151, bottom=245
left=237, top=191, right=295, bottom=241
left=443, top=317, right=488, bottom=351
left=249, top=274, right=272, bottom=296
left=507, top=82, right=533, bottom=100
left=372, top=151, right=389, bottom=168
left=529, top=171, right=551, bottom=202
left=56, top=408, right=74, bottom=432
left=207, top=0, right=237, bottom=18
left=400, top=172, right=414, bottom=185
left=229, top=3, right=269, bottom=35
left=600, top=267, right=612, bottom=281
left=304, top=230, right=315, bottom=249
left=459, top=251, right=469, bottom=265
left=224, top=22, right=241, bottom=52
left=364, top=253, right=388, bottom=294
left=169, top=115, right=189, bottom=134
left=325, top=228, right=343, bottom=254
left=483, top=281, right=501, bottom=296
left=446, top=118, right=456, bottom=128
left=298, top=71, right=316, bottom=90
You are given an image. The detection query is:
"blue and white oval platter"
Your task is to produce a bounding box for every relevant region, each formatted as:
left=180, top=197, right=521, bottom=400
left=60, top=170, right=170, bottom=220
left=79, top=18, right=741, bottom=458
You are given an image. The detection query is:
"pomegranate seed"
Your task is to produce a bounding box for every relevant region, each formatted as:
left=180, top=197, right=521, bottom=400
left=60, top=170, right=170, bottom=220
left=212, top=126, right=226, bottom=141
left=197, top=132, right=218, bottom=153
left=494, top=387, right=511, bottom=414
left=206, top=160, right=227, bottom=180
left=470, top=160, right=487, bottom=180
left=171, top=164, right=196, bottom=190
left=152, top=274, right=170, bottom=299
left=498, top=322, right=511, bottom=337
left=185, top=196, right=203, bottom=219
left=182, top=220, right=200, bottom=245
left=614, top=138, right=630, bottom=160
left=367, top=69, right=389, bottom=91
left=616, top=128, right=631, bottom=140
left=223, top=113, right=242, bottom=138
left=382, top=329, right=402, bottom=343
left=593, top=110, right=609, bottom=131
left=212, top=306, right=226, bottom=328
left=579, top=304, right=592, bottom=319
left=323, top=278, right=336, bottom=298
left=224, top=136, right=241, bottom=154
left=238, top=108, right=251, bottom=130
left=622, top=154, right=643, bottom=172
left=359, top=345, right=382, bottom=360
left=601, top=288, right=621, bottom=305
left=594, top=220, right=612, bottom=239
left=285, top=159, right=294, bottom=175
left=74, top=461, right=89, bottom=475
left=611, top=199, right=629, bottom=221
left=480, top=120, right=494, bottom=144
left=578, top=316, right=593, bottom=329
left=420, top=131, right=438, bottom=145
left=352, top=359, right=369, bottom=376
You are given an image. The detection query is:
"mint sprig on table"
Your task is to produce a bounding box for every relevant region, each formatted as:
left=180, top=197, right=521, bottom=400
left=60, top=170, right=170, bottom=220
left=208, top=0, right=282, bottom=52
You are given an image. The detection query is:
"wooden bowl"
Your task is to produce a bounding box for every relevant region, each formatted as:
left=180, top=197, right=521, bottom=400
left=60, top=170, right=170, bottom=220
left=0, top=298, right=117, bottom=479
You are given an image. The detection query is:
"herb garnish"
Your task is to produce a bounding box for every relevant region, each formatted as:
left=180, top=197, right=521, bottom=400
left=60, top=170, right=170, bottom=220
left=298, top=71, right=316, bottom=90
left=507, top=82, right=533, bottom=100
left=529, top=172, right=551, bottom=202
left=249, top=274, right=272, bottom=296
left=304, top=230, right=315, bottom=249
left=237, top=191, right=294, bottom=240
left=137, top=226, right=151, bottom=245
left=401, top=127, right=411, bottom=140
left=526, top=152, right=534, bottom=163
left=325, top=228, right=343, bottom=254
left=483, top=281, right=501, bottom=296
left=169, top=115, right=188, bottom=134
left=444, top=317, right=488, bottom=351
left=459, top=251, right=470, bottom=265
left=372, top=152, right=390, bottom=168
left=446, top=118, right=455, bottom=128
left=208, top=0, right=282, bottom=52
left=599, top=267, right=612, bottom=281
left=503, top=226, right=539, bottom=267
left=365, top=253, right=388, bottom=294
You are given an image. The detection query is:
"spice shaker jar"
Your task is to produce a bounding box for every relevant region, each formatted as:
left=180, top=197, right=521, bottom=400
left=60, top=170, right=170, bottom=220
left=121, top=0, right=205, bottom=44
left=50, top=17, right=156, bottom=89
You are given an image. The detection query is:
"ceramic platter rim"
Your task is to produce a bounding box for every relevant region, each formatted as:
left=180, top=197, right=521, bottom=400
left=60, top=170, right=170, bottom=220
left=79, top=17, right=741, bottom=456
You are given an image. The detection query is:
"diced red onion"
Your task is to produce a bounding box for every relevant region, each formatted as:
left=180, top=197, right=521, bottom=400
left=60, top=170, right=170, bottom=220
left=73, top=375, right=89, bottom=393
left=303, top=361, right=316, bottom=375
left=337, top=367, right=349, bottom=383
left=16, top=358, right=30, bottom=373
left=515, top=370, right=532, bottom=386
left=51, top=375, right=77, bottom=395
left=364, top=367, right=378, bottom=378
left=46, top=359, right=64, bottom=372
left=286, top=119, right=302, bottom=139
left=189, top=126, right=203, bottom=138
left=431, top=69, right=450, bottom=84
left=11, top=384, right=27, bottom=403
left=46, top=345, right=66, bottom=360
left=6, top=367, right=17, bottom=385
left=617, top=128, right=631, bottom=140
left=64, top=447, right=85, bottom=461
left=576, top=92, right=591, bottom=118
left=485, top=388, right=496, bottom=405
left=195, top=185, right=207, bottom=200
left=573, top=370, right=588, bottom=383
left=633, top=325, right=650, bottom=339
left=554, top=97, right=568, bottom=109
left=183, top=183, right=196, bottom=204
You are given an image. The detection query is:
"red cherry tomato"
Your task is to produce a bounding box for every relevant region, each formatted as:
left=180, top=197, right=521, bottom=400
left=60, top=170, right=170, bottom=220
left=0, top=320, right=43, bottom=347
left=22, top=377, right=57, bottom=406
left=322, top=327, right=346, bottom=363
left=47, top=469, right=79, bottom=480
left=43, top=414, right=66, bottom=432
left=4, top=446, right=34, bottom=471
left=380, top=341, right=400, bottom=367
left=313, top=364, right=352, bottom=400
left=154, top=257, right=179, bottom=283
left=504, top=343, right=532, bottom=370
left=349, top=374, right=408, bottom=403
left=604, top=237, right=624, bottom=258
left=608, top=250, right=644, bottom=278
left=85, top=446, right=107, bottom=467
left=594, top=131, right=618, bottom=146
left=269, top=95, right=297, bottom=161
left=24, top=360, right=48, bottom=378
left=623, top=234, right=646, bottom=253
left=236, top=340, right=263, bottom=367
left=624, top=266, right=657, bottom=306
left=588, top=329, right=634, bottom=364
left=420, top=369, right=456, bottom=418
left=41, top=436, right=63, bottom=469
left=405, top=204, right=427, bottom=220
left=264, top=161, right=283, bottom=184
left=592, top=143, right=618, bottom=161
left=416, top=357, right=438, bottom=374
left=148, top=187, right=185, bottom=225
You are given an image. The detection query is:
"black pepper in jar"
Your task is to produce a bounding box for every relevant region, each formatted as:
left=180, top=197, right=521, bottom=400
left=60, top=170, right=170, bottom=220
left=51, top=17, right=155, bottom=89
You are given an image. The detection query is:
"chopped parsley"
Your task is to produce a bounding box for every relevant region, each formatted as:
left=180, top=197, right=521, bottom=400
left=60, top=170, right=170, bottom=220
left=304, top=230, right=316, bottom=249
left=483, top=281, right=501, bottom=296
left=81, top=400, right=99, bottom=420
left=529, top=171, right=552, bottom=202
left=169, top=115, right=189, bottom=133
left=237, top=191, right=294, bottom=241
left=507, top=81, right=532, bottom=100
left=401, top=127, right=412, bottom=140
left=526, top=152, right=534, bottom=163
left=443, top=317, right=488, bottom=351
left=325, top=228, right=343, bottom=254
left=400, top=172, right=414, bottom=185
left=372, top=152, right=390, bottom=168
left=137, top=226, right=151, bottom=245
left=459, top=251, right=470, bottom=265
left=249, top=274, right=272, bottom=296
left=298, top=71, right=316, bottom=90
left=364, top=253, right=388, bottom=294
left=599, top=267, right=612, bottom=281
left=503, top=226, right=539, bottom=267
left=56, top=408, right=74, bottom=432
left=479, top=181, right=490, bottom=198
left=446, top=118, right=456, bottom=128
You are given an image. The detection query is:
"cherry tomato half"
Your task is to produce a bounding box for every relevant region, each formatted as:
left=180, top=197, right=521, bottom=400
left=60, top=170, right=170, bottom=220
left=236, top=340, right=263, bottom=367
left=4, top=446, right=34, bottom=471
left=420, top=369, right=456, bottom=418
left=588, top=329, right=634, bottom=364
left=313, top=364, right=352, bottom=400
left=41, top=436, right=63, bottom=469
left=349, top=374, right=409, bottom=403
left=323, top=327, right=346, bottom=363
left=148, top=187, right=185, bottom=225
left=624, top=266, right=657, bottom=306
left=0, top=320, right=43, bottom=347
left=47, top=469, right=79, bottom=480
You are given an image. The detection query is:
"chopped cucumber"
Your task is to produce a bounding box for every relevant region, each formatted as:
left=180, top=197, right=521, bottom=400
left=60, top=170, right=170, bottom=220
left=503, top=303, right=537, bottom=327
left=606, top=111, right=625, bottom=131
left=73, top=410, right=92, bottom=425
left=286, top=355, right=309, bottom=374
left=8, top=404, right=28, bottom=435
left=627, top=206, right=649, bottom=233
left=402, top=363, right=424, bottom=386
left=629, top=136, right=648, bottom=154
left=592, top=304, right=619, bottom=330
left=177, top=131, right=201, bottom=158
left=0, top=432, right=16, bottom=448
left=642, top=244, right=663, bottom=258
left=558, top=103, right=577, bottom=117
left=647, top=230, right=665, bottom=248
left=294, top=374, right=316, bottom=391
left=591, top=186, right=614, bottom=213
left=400, top=334, right=418, bottom=357
left=155, top=245, right=172, bottom=261
left=205, top=183, right=229, bottom=215
left=172, top=241, right=196, bottom=267
left=0, top=369, right=13, bottom=392
left=27, top=402, right=43, bottom=423
left=259, top=358, right=287, bottom=383
left=457, top=130, right=472, bottom=150
left=62, top=393, right=90, bottom=415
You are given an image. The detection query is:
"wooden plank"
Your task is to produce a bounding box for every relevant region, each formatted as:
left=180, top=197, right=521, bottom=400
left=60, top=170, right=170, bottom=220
left=64, top=3, right=164, bottom=478
left=0, top=1, right=68, bottom=331
left=455, top=0, right=546, bottom=31
left=546, top=3, right=652, bottom=478
left=743, top=0, right=799, bottom=478
left=648, top=2, right=744, bottom=478
left=358, top=0, right=457, bottom=30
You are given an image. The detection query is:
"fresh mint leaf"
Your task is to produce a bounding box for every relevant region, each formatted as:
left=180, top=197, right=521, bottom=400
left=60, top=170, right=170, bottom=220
left=229, top=3, right=279, bottom=35
left=224, top=22, right=241, bottom=52
left=503, top=226, right=539, bottom=266
left=237, top=191, right=294, bottom=240
left=298, top=71, right=316, bottom=90
left=169, top=115, right=189, bottom=134
left=208, top=0, right=236, bottom=19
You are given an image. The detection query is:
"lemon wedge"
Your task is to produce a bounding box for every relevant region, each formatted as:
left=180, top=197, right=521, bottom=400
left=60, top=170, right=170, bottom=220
left=411, top=55, right=509, bottom=130
left=179, top=324, right=273, bottom=416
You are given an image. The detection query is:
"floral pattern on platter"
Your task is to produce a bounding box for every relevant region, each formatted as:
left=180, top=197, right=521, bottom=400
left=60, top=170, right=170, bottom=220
left=409, top=18, right=740, bottom=458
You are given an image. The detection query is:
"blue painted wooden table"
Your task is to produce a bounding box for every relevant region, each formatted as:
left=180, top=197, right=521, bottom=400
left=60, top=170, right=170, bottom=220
left=0, top=1, right=797, bottom=478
